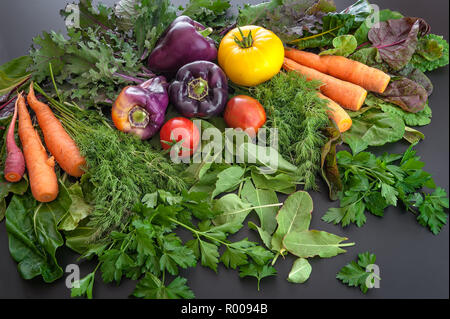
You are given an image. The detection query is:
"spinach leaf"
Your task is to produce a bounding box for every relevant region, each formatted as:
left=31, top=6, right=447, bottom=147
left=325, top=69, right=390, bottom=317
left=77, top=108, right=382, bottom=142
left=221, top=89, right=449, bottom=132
left=320, top=35, right=357, bottom=57
left=342, top=108, right=405, bottom=152
left=5, top=183, right=71, bottom=282
left=0, top=173, right=28, bottom=221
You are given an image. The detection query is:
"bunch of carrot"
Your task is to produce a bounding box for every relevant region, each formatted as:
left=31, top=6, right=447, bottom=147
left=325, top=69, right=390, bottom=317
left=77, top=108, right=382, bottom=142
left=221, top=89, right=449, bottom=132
left=283, top=48, right=391, bottom=133
left=3, top=83, right=85, bottom=203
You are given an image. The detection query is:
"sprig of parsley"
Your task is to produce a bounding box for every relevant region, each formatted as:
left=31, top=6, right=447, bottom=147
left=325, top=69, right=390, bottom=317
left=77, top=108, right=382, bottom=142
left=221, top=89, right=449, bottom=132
left=336, top=252, right=379, bottom=294
left=322, top=144, right=449, bottom=234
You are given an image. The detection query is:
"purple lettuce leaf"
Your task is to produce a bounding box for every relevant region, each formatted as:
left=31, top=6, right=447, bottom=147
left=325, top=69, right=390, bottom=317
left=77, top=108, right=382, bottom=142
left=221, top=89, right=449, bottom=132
left=378, top=76, right=428, bottom=113
left=368, top=17, right=430, bottom=71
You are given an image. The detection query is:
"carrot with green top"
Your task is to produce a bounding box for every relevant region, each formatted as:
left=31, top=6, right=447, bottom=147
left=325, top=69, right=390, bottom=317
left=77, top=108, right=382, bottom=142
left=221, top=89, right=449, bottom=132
left=285, top=48, right=391, bottom=94
left=17, top=93, right=58, bottom=202
left=27, top=82, right=86, bottom=177
left=283, top=57, right=368, bottom=111
left=4, top=97, right=25, bottom=182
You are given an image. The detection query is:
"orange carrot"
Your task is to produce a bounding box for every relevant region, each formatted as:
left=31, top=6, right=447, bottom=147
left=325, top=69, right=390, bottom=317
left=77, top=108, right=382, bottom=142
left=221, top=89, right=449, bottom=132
left=285, top=49, right=391, bottom=94
left=283, top=57, right=367, bottom=111
left=4, top=97, right=25, bottom=182
left=17, top=93, right=58, bottom=202
left=27, top=82, right=86, bottom=177
left=317, top=93, right=352, bottom=133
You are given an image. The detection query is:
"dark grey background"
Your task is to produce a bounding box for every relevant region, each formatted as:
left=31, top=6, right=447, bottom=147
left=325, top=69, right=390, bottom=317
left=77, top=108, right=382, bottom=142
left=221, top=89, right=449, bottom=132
left=0, top=0, right=448, bottom=299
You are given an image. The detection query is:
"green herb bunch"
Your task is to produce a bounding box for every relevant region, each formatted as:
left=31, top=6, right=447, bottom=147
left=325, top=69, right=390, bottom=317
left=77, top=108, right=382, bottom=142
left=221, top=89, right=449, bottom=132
left=71, top=190, right=275, bottom=299
left=34, top=83, right=187, bottom=239
left=323, top=144, right=449, bottom=234
left=30, top=0, right=177, bottom=107
left=251, top=71, right=330, bottom=190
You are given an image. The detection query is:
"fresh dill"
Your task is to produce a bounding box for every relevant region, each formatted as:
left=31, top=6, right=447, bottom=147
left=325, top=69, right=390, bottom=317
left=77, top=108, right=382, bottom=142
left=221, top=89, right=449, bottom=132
left=251, top=71, right=330, bottom=190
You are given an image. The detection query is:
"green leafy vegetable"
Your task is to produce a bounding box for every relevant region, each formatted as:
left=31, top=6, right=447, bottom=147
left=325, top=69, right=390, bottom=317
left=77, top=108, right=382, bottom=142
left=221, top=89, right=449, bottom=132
left=411, top=34, right=450, bottom=72
left=133, top=273, right=195, bottom=299
left=379, top=77, right=428, bottom=113
left=342, top=108, right=405, bottom=153
left=283, top=229, right=354, bottom=258
left=0, top=56, right=32, bottom=96
left=241, top=180, right=279, bottom=235
left=5, top=183, right=71, bottom=283
left=364, top=94, right=432, bottom=127
left=239, top=0, right=334, bottom=43
left=322, top=145, right=449, bottom=234
left=271, top=191, right=313, bottom=254
left=287, top=257, right=312, bottom=283
left=320, top=35, right=357, bottom=57
left=251, top=71, right=330, bottom=189
left=293, top=13, right=356, bottom=49
left=0, top=173, right=28, bottom=222
left=321, top=124, right=343, bottom=201
left=336, top=252, right=379, bottom=293
left=353, top=9, right=403, bottom=45
left=69, top=190, right=274, bottom=298
left=368, top=17, right=430, bottom=71
left=239, top=262, right=277, bottom=291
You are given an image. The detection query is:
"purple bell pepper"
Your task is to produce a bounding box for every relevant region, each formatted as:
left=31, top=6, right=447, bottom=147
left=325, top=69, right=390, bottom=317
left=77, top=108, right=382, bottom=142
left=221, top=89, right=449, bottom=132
left=112, top=76, right=169, bottom=140
left=169, top=61, right=228, bottom=118
left=147, top=16, right=218, bottom=76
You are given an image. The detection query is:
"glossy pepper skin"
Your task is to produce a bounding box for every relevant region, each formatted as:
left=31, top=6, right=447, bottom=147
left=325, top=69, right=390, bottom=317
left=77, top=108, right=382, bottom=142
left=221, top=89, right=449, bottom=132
left=112, top=76, right=169, bottom=140
left=147, top=16, right=218, bottom=76
left=169, top=61, right=228, bottom=118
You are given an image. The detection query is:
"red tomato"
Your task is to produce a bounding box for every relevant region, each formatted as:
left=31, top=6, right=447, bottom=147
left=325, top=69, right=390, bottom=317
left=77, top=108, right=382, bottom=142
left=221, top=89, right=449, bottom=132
left=160, top=117, right=200, bottom=158
left=224, top=95, right=266, bottom=137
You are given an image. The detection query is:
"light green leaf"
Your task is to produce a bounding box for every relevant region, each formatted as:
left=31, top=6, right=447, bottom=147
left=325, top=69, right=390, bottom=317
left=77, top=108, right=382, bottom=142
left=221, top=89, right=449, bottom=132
left=251, top=170, right=297, bottom=194
left=212, top=194, right=253, bottom=225
left=211, top=166, right=245, bottom=198
left=272, top=191, right=313, bottom=253
left=320, top=35, right=357, bottom=57
left=241, top=180, right=279, bottom=235
left=283, top=230, right=355, bottom=258
left=59, top=183, right=93, bottom=231
left=288, top=257, right=312, bottom=283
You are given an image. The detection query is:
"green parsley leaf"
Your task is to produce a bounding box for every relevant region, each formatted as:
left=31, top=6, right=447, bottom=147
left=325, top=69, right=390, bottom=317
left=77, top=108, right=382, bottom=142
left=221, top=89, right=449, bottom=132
left=133, top=273, right=195, bottom=299
left=239, top=263, right=277, bottom=291
left=71, top=271, right=96, bottom=299
left=336, top=252, right=379, bottom=294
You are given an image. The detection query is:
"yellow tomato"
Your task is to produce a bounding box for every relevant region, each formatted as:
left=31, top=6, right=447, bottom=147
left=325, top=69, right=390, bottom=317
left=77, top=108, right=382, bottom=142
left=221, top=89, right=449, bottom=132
left=218, top=25, right=284, bottom=87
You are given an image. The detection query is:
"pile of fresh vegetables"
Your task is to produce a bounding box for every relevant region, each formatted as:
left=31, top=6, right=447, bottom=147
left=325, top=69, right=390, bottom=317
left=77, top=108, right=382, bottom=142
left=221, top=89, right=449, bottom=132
left=0, top=0, right=448, bottom=298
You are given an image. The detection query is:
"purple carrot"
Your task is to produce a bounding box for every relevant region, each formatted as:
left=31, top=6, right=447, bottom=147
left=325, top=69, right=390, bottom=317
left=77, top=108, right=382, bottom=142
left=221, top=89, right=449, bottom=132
left=4, top=97, right=25, bottom=182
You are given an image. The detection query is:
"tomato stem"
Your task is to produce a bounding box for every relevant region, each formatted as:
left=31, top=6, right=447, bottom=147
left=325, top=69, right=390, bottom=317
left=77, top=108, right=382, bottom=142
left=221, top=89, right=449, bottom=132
left=234, top=27, right=253, bottom=49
